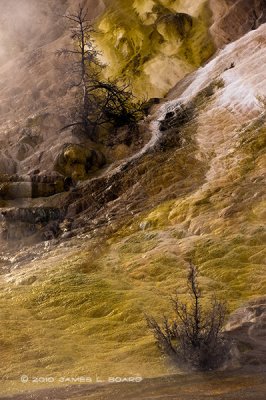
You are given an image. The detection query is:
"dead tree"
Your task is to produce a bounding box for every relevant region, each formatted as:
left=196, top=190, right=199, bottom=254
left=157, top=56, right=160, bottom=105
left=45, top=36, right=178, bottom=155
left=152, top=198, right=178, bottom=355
left=57, top=4, right=144, bottom=140
left=146, top=263, right=230, bottom=371
left=57, top=4, right=101, bottom=136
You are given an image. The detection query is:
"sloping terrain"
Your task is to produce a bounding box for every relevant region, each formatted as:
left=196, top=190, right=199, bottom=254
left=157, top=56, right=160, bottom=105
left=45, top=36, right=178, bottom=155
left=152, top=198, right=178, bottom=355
left=0, top=0, right=265, bottom=178
left=0, top=0, right=266, bottom=398
left=1, top=368, right=266, bottom=400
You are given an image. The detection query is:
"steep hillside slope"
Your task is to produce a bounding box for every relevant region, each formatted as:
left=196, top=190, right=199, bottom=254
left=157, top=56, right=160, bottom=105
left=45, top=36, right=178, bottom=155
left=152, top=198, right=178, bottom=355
left=0, top=0, right=265, bottom=398
left=0, top=0, right=265, bottom=181
left=0, top=0, right=265, bottom=179
left=0, top=0, right=106, bottom=178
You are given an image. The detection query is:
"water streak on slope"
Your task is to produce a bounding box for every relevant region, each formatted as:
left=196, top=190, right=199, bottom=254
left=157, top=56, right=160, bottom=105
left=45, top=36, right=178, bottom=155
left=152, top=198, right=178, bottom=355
left=157, top=24, right=266, bottom=184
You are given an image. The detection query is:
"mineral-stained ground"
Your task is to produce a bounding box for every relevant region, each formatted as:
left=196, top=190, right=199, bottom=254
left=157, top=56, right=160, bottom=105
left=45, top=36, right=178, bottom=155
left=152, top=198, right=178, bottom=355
left=0, top=0, right=265, bottom=398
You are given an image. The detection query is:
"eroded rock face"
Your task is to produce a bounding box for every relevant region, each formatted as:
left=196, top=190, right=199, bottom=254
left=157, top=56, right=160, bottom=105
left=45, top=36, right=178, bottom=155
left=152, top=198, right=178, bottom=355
left=156, top=12, right=193, bottom=41
left=210, top=0, right=266, bottom=47
left=0, top=207, right=65, bottom=241
left=14, top=130, right=43, bottom=161
left=54, top=143, right=106, bottom=181
left=96, top=0, right=214, bottom=97
left=0, top=151, right=17, bottom=175
left=0, top=172, right=70, bottom=241
left=225, top=297, right=266, bottom=368
left=159, top=103, right=193, bottom=132
left=0, top=173, right=71, bottom=199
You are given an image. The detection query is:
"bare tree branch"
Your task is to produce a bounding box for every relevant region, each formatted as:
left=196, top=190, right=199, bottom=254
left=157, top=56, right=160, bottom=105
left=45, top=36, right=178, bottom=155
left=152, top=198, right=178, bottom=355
left=146, top=263, right=231, bottom=370
left=57, top=3, right=144, bottom=140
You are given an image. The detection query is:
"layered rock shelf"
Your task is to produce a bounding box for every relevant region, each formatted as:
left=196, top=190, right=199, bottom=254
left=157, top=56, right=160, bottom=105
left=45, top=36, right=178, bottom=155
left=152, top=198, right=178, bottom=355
left=0, top=173, right=72, bottom=200
left=0, top=173, right=71, bottom=242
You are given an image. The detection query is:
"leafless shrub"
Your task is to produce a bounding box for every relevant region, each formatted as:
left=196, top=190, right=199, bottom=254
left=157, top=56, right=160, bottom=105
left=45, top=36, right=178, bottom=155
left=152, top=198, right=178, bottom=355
left=146, top=263, right=230, bottom=371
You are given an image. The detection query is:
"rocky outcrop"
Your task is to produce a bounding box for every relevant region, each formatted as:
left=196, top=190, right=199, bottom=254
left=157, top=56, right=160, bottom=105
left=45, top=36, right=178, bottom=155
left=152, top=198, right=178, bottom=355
left=95, top=0, right=214, bottom=97
left=0, top=151, right=17, bottom=175
left=159, top=103, right=193, bottom=132
left=156, top=12, right=193, bottom=41
left=210, top=0, right=266, bottom=47
left=226, top=297, right=266, bottom=368
left=0, top=172, right=72, bottom=242
left=0, top=173, right=72, bottom=199
left=13, top=129, right=43, bottom=161
left=0, top=207, right=65, bottom=241
left=54, top=144, right=106, bottom=181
